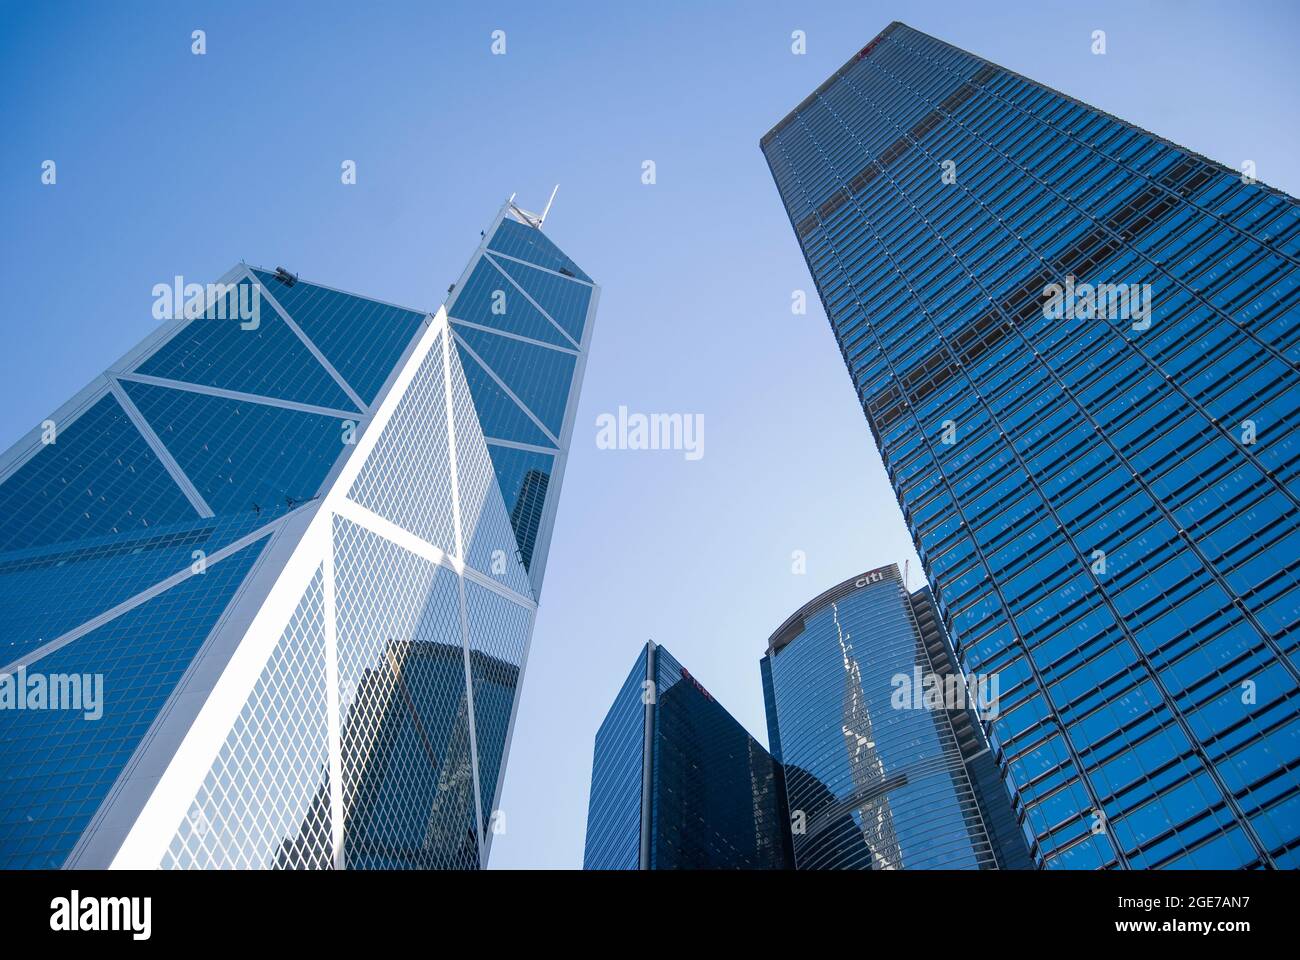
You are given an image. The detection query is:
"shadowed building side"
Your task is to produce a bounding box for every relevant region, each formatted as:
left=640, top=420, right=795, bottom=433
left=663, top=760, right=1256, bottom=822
left=584, top=641, right=791, bottom=869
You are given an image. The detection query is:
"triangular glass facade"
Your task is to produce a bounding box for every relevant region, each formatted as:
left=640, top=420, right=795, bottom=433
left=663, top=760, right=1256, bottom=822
left=445, top=226, right=594, bottom=592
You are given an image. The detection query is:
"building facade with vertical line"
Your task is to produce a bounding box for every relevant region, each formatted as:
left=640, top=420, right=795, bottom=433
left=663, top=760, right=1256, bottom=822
left=0, top=196, right=597, bottom=869
left=583, top=641, right=791, bottom=869
left=761, top=22, right=1300, bottom=868
left=762, top=565, right=1030, bottom=870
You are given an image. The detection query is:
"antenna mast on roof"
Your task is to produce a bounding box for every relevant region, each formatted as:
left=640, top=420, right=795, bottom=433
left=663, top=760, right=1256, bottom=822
left=539, top=184, right=559, bottom=227
left=507, top=188, right=559, bottom=230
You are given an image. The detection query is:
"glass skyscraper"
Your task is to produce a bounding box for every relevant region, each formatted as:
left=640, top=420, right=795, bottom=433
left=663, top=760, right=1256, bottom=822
left=0, top=197, right=597, bottom=869
left=584, top=641, right=791, bottom=869
left=762, top=565, right=1030, bottom=869
left=761, top=21, right=1300, bottom=868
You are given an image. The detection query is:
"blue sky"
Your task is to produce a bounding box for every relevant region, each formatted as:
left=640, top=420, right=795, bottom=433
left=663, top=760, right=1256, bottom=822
left=2, top=0, right=1298, bottom=868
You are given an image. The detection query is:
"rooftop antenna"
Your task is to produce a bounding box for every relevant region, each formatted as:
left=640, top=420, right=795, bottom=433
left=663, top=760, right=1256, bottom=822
left=539, top=184, right=559, bottom=226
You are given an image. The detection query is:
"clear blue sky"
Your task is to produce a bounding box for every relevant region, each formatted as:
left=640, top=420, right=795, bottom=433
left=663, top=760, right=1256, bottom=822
left=2, top=0, right=1297, bottom=868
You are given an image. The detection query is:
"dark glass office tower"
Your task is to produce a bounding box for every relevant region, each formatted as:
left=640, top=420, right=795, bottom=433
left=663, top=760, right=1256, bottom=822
left=762, top=21, right=1300, bottom=868
left=762, top=565, right=1029, bottom=869
left=584, top=641, right=791, bottom=869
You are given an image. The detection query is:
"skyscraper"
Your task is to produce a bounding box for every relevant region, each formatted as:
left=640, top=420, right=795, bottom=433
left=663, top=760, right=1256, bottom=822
left=762, top=565, right=1029, bottom=869
left=0, top=197, right=597, bottom=869
left=584, top=641, right=791, bottom=869
left=761, top=21, right=1300, bottom=868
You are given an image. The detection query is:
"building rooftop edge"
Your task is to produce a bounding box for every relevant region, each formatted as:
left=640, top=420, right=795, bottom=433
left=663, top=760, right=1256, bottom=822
left=758, top=19, right=1295, bottom=200
left=759, top=20, right=904, bottom=149
left=764, top=562, right=905, bottom=657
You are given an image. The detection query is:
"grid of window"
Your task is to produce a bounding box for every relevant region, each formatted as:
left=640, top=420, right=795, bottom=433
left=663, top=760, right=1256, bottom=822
left=0, top=537, right=266, bottom=868
left=464, top=580, right=531, bottom=831
left=450, top=257, right=575, bottom=349
left=1, top=514, right=275, bottom=669
left=250, top=269, right=428, bottom=407
left=452, top=324, right=576, bottom=439
left=332, top=514, right=477, bottom=869
left=583, top=647, right=649, bottom=870
left=162, top=567, right=333, bottom=869
left=489, top=254, right=592, bottom=344
left=762, top=21, right=1300, bottom=868
left=488, top=217, right=593, bottom=283
left=137, top=279, right=358, bottom=412
left=122, top=379, right=353, bottom=518
left=455, top=353, right=557, bottom=449
left=448, top=338, right=534, bottom=598
left=348, top=330, right=457, bottom=555
left=0, top=392, right=197, bottom=554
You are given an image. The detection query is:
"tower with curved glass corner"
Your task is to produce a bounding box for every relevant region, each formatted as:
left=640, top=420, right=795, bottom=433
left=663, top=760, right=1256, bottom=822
left=761, top=565, right=1031, bottom=869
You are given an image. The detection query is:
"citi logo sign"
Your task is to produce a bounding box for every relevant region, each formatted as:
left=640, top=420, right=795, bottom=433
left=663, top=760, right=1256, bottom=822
left=49, top=890, right=151, bottom=941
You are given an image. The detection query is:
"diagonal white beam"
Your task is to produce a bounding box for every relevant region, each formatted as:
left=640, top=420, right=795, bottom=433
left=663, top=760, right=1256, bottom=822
left=485, top=248, right=595, bottom=287
left=116, top=371, right=362, bottom=420
left=334, top=496, right=456, bottom=574
left=107, top=377, right=214, bottom=518
left=333, top=496, right=534, bottom=611
left=485, top=253, right=581, bottom=349
left=485, top=436, right=558, bottom=456
left=449, top=329, right=561, bottom=447
left=445, top=316, right=578, bottom=356
left=0, top=517, right=284, bottom=675
left=246, top=266, right=368, bottom=414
